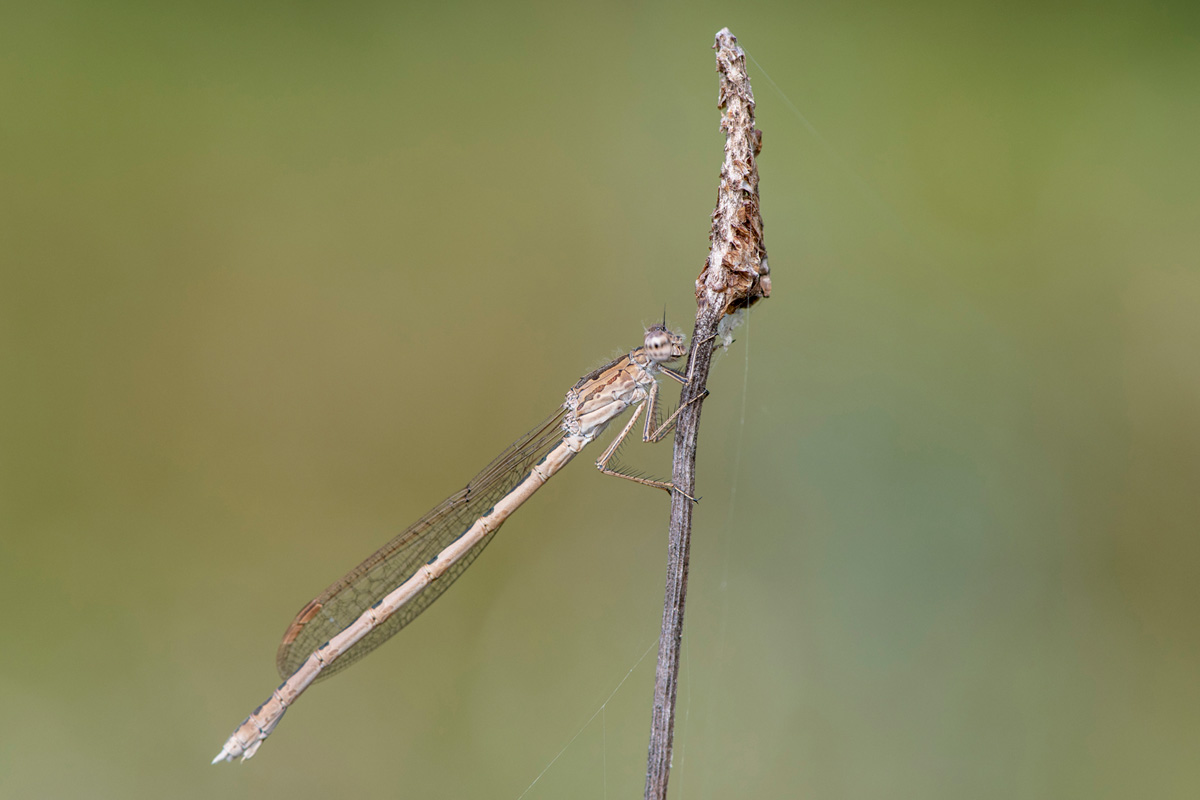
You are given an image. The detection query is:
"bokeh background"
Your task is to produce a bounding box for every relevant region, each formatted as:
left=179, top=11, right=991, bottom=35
left=3, top=2, right=1198, bottom=798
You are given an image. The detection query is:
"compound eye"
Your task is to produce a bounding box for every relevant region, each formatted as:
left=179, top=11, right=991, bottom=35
left=646, top=333, right=679, bottom=362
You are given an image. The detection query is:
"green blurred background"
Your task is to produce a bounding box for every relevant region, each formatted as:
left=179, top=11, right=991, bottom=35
left=3, top=2, right=1198, bottom=798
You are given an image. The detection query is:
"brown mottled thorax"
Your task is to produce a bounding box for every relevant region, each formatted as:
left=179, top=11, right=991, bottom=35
left=563, top=326, right=685, bottom=440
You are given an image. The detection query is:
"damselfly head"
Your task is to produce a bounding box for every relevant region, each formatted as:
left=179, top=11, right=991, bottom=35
left=644, top=324, right=686, bottom=363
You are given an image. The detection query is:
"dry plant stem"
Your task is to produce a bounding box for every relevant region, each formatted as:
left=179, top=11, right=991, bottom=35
left=644, top=27, right=770, bottom=800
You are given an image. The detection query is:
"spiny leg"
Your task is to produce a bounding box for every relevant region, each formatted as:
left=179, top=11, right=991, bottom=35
left=642, top=373, right=709, bottom=444
left=595, top=402, right=668, bottom=489
left=659, top=366, right=688, bottom=385
left=594, top=381, right=706, bottom=501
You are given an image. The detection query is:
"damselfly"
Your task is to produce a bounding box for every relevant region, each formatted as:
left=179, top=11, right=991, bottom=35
left=213, top=324, right=703, bottom=762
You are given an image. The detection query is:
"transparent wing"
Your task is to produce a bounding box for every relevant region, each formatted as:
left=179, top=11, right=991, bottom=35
left=275, top=408, right=568, bottom=681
